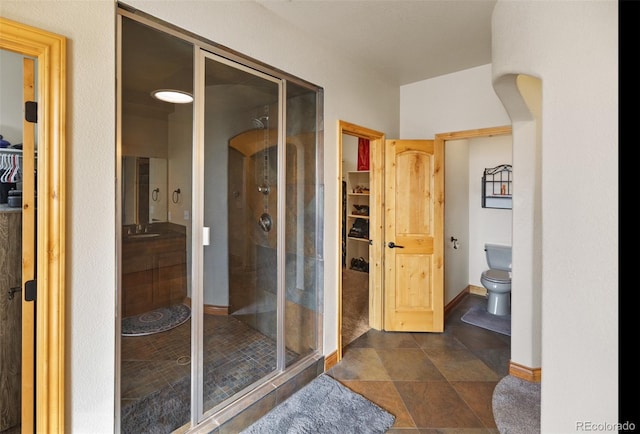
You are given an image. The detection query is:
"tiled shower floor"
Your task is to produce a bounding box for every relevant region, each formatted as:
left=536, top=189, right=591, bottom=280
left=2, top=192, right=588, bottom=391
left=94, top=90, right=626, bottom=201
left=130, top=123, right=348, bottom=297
left=120, top=314, right=300, bottom=433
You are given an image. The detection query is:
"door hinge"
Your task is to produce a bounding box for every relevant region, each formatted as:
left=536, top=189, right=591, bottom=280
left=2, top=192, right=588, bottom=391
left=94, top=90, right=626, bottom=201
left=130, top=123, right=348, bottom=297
left=25, top=279, right=37, bottom=302
left=25, top=101, right=38, bottom=123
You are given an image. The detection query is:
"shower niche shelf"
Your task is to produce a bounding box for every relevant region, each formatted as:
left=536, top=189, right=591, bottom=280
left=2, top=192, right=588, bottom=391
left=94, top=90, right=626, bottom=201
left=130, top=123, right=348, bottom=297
left=482, top=164, right=512, bottom=209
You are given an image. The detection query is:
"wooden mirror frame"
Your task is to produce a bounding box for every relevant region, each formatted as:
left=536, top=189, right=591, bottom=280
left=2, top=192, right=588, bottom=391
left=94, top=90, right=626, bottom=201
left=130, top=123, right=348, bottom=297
left=0, top=17, right=66, bottom=432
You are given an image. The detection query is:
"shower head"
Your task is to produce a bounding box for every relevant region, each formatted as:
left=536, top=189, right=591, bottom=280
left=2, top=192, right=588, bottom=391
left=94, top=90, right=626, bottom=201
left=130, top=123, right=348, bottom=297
left=252, top=116, right=269, bottom=129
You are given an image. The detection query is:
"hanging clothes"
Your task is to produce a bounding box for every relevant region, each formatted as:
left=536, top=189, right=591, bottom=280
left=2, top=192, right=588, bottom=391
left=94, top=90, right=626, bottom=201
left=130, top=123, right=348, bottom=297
left=357, top=137, right=370, bottom=171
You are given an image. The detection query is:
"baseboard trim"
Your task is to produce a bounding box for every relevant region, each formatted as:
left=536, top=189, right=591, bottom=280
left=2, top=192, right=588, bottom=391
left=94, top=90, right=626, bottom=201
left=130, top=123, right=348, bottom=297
left=444, top=287, right=471, bottom=317
left=509, top=361, right=541, bottom=383
left=324, top=351, right=338, bottom=371
left=181, top=297, right=229, bottom=315
left=469, top=284, right=487, bottom=296
left=204, top=305, right=229, bottom=316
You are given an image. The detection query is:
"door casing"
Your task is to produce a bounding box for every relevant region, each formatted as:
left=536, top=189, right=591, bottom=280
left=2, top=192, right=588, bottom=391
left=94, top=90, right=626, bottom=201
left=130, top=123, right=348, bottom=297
left=338, top=125, right=446, bottom=361
left=337, top=121, right=384, bottom=362
left=0, top=17, right=67, bottom=433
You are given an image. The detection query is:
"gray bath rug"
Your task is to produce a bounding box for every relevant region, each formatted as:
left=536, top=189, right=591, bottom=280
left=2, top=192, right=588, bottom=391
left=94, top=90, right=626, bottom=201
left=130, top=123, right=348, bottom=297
left=240, top=374, right=395, bottom=434
left=122, top=304, right=191, bottom=336
left=461, top=305, right=511, bottom=336
left=492, top=375, right=541, bottom=434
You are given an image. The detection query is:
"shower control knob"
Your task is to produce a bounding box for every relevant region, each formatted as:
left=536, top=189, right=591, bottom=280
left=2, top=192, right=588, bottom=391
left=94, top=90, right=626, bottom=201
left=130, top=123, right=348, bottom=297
left=259, top=213, right=272, bottom=232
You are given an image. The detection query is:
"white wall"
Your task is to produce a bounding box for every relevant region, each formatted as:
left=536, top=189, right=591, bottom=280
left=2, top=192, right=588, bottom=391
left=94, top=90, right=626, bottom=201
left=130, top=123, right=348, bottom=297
left=2, top=2, right=399, bottom=432
left=401, top=64, right=510, bottom=138
left=342, top=134, right=358, bottom=174
left=509, top=74, right=542, bottom=372
left=468, top=135, right=512, bottom=288
left=443, top=139, right=469, bottom=304
left=492, top=1, right=618, bottom=432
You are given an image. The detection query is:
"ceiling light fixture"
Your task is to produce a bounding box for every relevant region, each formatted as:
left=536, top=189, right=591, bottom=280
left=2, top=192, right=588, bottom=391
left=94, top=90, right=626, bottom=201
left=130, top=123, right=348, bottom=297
left=151, top=89, right=193, bottom=104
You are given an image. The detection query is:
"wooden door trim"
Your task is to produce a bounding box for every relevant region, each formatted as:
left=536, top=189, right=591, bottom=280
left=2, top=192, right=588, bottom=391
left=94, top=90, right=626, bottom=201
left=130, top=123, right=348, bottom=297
left=337, top=121, right=384, bottom=362
left=435, top=126, right=512, bottom=141
left=0, top=17, right=66, bottom=433
left=22, top=56, right=37, bottom=434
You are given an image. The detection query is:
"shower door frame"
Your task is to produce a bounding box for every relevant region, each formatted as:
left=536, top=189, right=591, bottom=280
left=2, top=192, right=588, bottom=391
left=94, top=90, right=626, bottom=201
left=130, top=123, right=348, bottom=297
left=192, top=49, right=287, bottom=423
left=117, top=8, right=325, bottom=432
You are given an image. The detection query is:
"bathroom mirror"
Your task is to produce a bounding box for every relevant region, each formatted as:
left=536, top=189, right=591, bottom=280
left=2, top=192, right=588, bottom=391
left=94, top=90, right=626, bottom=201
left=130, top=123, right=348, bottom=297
left=122, top=156, right=168, bottom=225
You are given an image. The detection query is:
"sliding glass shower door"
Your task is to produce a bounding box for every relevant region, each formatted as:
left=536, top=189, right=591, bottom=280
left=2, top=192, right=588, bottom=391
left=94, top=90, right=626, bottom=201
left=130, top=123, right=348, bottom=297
left=194, top=51, right=322, bottom=420
left=196, top=52, right=283, bottom=417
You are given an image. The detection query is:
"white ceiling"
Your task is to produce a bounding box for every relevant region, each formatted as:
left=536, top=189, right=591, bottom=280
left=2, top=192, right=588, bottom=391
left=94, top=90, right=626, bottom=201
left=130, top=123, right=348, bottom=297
left=257, top=0, right=497, bottom=85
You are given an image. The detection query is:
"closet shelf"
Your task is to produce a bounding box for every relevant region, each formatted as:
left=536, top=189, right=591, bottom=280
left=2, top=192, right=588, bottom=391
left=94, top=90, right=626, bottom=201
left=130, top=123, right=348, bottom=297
left=345, top=169, right=370, bottom=271
left=0, top=148, right=37, bottom=155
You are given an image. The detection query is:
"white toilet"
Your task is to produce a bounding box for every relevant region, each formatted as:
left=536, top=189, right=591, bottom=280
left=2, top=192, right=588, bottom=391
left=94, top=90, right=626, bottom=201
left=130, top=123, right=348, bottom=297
left=480, top=243, right=512, bottom=316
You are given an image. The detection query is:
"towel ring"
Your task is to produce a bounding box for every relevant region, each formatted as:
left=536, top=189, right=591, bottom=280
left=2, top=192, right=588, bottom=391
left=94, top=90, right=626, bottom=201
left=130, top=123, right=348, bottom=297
left=152, top=188, right=160, bottom=202
left=172, top=188, right=181, bottom=204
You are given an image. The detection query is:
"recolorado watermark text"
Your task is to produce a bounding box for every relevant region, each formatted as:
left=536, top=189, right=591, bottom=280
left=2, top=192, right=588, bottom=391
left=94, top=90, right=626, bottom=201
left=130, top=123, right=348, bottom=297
left=576, top=421, right=636, bottom=432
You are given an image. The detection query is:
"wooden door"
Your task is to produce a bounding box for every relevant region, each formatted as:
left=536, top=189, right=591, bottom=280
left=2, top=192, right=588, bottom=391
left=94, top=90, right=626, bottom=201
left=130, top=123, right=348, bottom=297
left=383, top=139, right=444, bottom=332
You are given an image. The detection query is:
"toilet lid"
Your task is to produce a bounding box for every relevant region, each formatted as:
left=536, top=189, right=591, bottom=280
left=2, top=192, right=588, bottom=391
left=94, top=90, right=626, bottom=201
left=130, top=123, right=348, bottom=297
left=482, top=269, right=511, bottom=283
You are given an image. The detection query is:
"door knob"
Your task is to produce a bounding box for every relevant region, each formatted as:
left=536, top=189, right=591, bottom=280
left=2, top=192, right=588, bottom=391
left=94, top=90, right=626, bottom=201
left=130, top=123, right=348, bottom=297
left=387, top=241, right=404, bottom=248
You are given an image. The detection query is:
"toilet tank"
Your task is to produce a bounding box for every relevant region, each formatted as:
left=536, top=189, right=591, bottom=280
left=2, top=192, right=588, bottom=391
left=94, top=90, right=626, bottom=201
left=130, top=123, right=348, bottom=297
left=485, top=244, right=512, bottom=271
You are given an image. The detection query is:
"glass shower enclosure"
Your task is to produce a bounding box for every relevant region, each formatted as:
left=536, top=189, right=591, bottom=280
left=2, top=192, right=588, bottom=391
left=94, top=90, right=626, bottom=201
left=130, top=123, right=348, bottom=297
left=118, top=11, right=323, bottom=433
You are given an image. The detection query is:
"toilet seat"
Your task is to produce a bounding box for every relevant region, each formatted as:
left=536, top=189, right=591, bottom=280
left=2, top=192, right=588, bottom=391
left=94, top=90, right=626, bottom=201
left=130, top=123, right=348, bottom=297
left=481, top=269, right=511, bottom=284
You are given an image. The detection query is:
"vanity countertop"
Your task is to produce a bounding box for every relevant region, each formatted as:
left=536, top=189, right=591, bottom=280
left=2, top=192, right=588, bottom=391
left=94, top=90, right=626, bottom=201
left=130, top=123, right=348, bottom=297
left=0, top=204, right=22, bottom=213
left=122, top=222, right=186, bottom=242
left=122, top=230, right=184, bottom=242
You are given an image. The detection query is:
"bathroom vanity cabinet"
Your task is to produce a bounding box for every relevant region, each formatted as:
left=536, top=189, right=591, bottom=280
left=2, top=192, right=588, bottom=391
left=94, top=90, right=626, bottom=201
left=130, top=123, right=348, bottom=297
left=122, top=229, right=187, bottom=317
left=0, top=208, right=22, bottom=431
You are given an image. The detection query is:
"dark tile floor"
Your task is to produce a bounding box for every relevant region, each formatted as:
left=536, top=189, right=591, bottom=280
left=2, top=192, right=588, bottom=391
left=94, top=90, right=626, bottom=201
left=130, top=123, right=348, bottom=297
left=121, top=294, right=508, bottom=433
left=327, top=293, right=510, bottom=433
